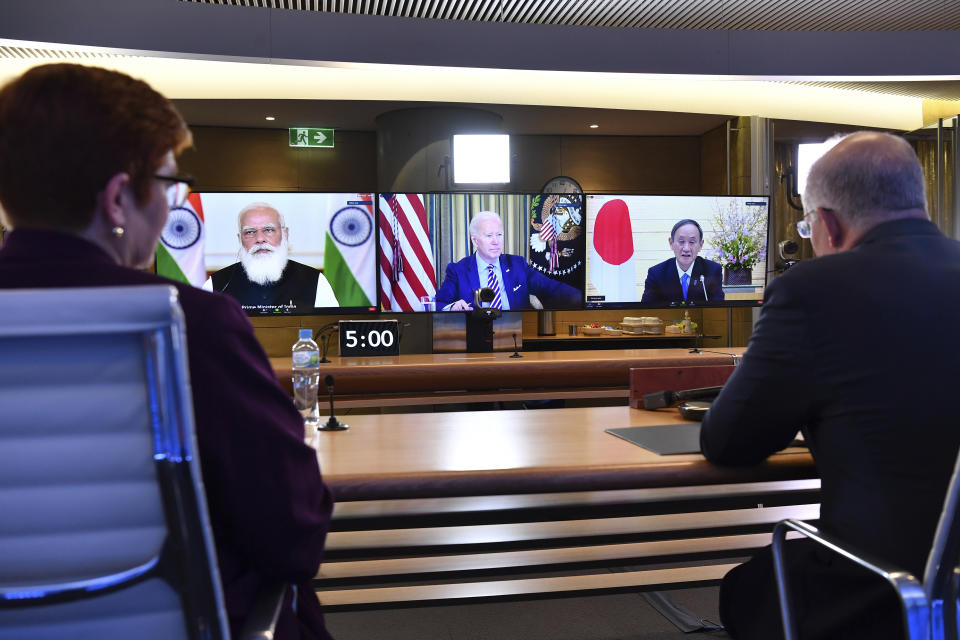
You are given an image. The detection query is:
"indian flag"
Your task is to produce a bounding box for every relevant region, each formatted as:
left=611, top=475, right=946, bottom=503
left=323, top=194, right=376, bottom=307
left=157, top=193, right=205, bottom=286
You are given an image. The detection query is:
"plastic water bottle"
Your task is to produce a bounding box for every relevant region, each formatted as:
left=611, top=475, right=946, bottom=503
left=292, top=329, right=320, bottom=428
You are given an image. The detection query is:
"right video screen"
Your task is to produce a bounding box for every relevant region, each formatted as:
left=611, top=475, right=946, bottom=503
left=585, top=194, right=770, bottom=309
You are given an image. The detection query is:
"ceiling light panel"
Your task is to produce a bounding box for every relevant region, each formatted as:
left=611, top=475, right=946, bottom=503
left=179, top=0, right=960, bottom=30
left=0, top=45, right=134, bottom=60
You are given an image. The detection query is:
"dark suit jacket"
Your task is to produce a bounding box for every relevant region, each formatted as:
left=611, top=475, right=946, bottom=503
left=640, top=256, right=725, bottom=304
left=211, top=260, right=320, bottom=312
left=0, top=230, right=334, bottom=640
left=435, top=253, right=581, bottom=310
left=700, top=218, right=960, bottom=638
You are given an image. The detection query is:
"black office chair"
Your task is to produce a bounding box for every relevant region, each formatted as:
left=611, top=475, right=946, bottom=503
left=771, top=447, right=960, bottom=640
left=0, top=285, right=283, bottom=640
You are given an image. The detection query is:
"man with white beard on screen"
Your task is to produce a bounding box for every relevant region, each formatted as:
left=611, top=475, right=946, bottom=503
left=204, top=202, right=338, bottom=313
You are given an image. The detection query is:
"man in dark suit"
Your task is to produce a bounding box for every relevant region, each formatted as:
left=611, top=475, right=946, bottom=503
left=640, top=219, right=725, bottom=304
left=700, top=131, right=960, bottom=639
left=435, top=211, right=581, bottom=311
left=203, top=202, right=339, bottom=313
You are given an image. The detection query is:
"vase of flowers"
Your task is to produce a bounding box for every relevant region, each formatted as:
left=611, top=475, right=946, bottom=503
left=723, top=266, right=753, bottom=285
left=709, top=200, right=767, bottom=286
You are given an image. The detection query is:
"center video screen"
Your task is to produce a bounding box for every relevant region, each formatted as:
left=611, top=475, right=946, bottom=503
left=377, top=192, right=586, bottom=312
left=157, top=192, right=378, bottom=316
left=584, top=194, right=770, bottom=309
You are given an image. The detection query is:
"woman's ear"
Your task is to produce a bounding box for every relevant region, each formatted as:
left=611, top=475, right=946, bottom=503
left=100, top=171, right=133, bottom=228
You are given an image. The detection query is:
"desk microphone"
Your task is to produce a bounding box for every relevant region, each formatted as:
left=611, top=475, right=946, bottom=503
left=318, top=374, right=349, bottom=431
left=689, top=331, right=703, bottom=354
left=510, top=332, right=523, bottom=358
left=691, top=274, right=708, bottom=302
left=642, top=385, right=723, bottom=410
left=319, top=334, right=331, bottom=364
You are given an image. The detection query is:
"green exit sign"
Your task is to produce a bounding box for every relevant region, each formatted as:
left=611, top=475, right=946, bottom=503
left=289, top=128, right=335, bottom=148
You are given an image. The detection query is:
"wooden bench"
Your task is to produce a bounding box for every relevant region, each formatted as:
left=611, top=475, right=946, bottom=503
left=315, top=480, right=818, bottom=610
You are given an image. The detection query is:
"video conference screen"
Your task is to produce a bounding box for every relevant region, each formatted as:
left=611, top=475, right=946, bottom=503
left=377, top=192, right=585, bottom=312
left=584, top=194, right=770, bottom=309
left=156, top=190, right=770, bottom=316
left=157, top=191, right=378, bottom=316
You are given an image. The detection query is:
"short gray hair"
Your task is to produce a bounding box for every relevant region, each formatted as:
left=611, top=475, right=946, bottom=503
left=802, top=131, right=927, bottom=222
left=237, top=202, right=285, bottom=230
left=469, top=210, right=502, bottom=238
left=670, top=219, right=703, bottom=242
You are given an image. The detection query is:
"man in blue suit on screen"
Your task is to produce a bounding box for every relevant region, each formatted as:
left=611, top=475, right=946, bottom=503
left=640, top=218, right=725, bottom=304
left=436, top=211, right=581, bottom=311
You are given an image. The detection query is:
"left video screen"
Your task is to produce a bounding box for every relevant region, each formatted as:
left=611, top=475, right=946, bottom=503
left=157, top=192, right=378, bottom=316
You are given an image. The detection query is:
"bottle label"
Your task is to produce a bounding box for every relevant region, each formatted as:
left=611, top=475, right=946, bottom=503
left=292, top=351, right=319, bottom=367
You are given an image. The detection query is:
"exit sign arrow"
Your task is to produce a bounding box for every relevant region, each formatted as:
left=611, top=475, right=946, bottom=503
left=289, top=128, right=335, bottom=148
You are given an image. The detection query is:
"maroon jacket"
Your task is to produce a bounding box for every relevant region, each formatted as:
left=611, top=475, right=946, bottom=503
left=0, top=229, right=334, bottom=640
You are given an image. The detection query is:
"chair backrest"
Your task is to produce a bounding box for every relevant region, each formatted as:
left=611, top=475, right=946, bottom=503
left=0, top=285, right=228, bottom=640
left=923, top=446, right=960, bottom=639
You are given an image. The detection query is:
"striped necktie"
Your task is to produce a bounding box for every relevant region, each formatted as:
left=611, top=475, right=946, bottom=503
left=486, top=264, right=503, bottom=310
left=681, top=273, right=690, bottom=300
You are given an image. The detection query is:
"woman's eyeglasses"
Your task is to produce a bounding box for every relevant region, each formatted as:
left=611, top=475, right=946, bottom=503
left=155, top=173, right=196, bottom=209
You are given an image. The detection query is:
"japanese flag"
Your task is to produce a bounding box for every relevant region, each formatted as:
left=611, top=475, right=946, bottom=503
left=589, top=198, right=636, bottom=302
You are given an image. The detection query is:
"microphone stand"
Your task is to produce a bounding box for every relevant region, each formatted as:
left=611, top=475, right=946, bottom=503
left=686, top=287, right=705, bottom=354
left=317, top=374, right=348, bottom=431
left=319, top=334, right=331, bottom=363
left=689, top=332, right=703, bottom=355
left=510, top=332, right=523, bottom=358
left=316, top=324, right=339, bottom=363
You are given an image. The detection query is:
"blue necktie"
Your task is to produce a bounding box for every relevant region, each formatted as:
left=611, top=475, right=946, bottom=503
left=486, top=264, right=503, bottom=310
left=681, top=273, right=690, bottom=300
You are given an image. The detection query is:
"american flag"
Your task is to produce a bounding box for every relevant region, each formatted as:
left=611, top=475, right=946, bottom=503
left=378, top=193, right=436, bottom=311
left=539, top=212, right=559, bottom=272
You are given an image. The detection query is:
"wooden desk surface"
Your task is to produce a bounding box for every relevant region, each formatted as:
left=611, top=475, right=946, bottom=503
left=273, top=347, right=745, bottom=395
left=313, top=405, right=812, bottom=501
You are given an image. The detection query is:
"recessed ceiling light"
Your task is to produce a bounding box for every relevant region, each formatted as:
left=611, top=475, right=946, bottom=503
left=265, top=116, right=276, bottom=121
left=589, top=124, right=599, bottom=129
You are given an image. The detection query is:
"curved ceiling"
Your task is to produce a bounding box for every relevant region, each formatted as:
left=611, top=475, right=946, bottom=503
left=1, top=1, right=959, bottom=133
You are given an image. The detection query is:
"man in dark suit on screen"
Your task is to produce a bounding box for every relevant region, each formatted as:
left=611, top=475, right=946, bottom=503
left=435, top=211, right=581, bottom=311
left=700, top=131, right=960, bottom=639
left=640, top=218, right=724, bottom=304
left=203, top=202, right=339, bottom=312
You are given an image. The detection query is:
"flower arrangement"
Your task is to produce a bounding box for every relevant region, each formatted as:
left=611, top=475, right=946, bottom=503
left=709, top=201, right=767, bottom=271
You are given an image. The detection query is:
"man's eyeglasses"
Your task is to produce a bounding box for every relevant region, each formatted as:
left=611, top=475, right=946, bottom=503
left=796, top=210, right=817, bottom=239
left=155, top=173, right=195, bottom=209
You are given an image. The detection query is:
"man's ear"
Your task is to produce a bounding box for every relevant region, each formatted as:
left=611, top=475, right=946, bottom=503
left=100, top=172, right=133, bottom=228
left=818, top=207, right=844, bottom=248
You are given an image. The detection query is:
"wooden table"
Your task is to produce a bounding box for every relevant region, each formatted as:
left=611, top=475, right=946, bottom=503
left=314, top=405, right=811, bottom=501
left=312, top=405, right=818, bottom=609
left=274, top=347, right=745, bottom=408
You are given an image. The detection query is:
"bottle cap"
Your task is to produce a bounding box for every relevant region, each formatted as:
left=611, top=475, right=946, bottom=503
left=299, top=329, right=313, bottom=340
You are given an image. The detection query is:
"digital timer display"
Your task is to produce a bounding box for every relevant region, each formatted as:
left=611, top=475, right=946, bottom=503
left=338, top=320, right=400, bottom=356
